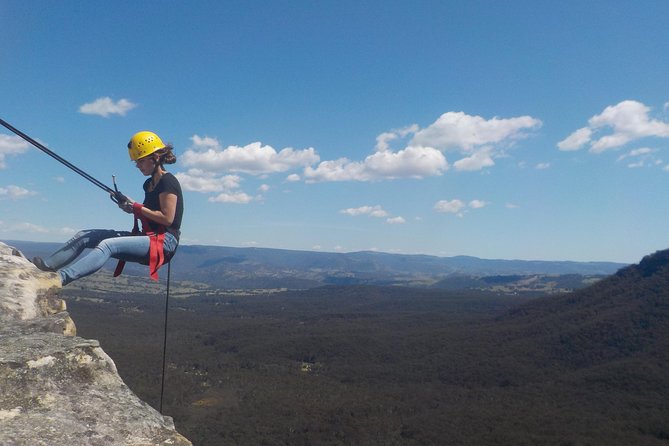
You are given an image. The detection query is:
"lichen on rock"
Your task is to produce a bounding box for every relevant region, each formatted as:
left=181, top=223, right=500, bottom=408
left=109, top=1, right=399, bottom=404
left=0, top=241, right=192, bottom=445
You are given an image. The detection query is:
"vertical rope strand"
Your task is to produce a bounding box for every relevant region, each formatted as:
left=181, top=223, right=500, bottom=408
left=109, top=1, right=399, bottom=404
left=159, top=261, right=171, bottom=414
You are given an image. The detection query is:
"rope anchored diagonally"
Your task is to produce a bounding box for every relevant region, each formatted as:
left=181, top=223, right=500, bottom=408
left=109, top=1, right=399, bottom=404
left=0, top=118, right=174, bottom=414
left=0, top=118, right=127, bottom=203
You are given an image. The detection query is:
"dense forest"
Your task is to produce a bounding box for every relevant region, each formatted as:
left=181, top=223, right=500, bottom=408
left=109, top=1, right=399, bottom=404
left=60, top=250, right=669, bottom=446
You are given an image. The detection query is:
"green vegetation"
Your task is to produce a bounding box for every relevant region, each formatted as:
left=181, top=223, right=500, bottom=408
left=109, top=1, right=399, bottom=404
left=61, top=250, right=669, bottom=446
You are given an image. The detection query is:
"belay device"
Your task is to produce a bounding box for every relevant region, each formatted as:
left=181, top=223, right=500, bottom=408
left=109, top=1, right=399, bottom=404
left=1, top=118, right=174, bottom=414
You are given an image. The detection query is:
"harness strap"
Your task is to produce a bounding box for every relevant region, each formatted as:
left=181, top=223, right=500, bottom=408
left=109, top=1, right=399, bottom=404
left=149, top=232, right=166, bottom=281
left=113, top=202, right=167, bottom=281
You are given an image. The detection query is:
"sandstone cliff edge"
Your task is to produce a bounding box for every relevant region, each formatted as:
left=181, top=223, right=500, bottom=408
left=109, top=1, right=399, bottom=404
left=0, top=241, right=192, bottom=446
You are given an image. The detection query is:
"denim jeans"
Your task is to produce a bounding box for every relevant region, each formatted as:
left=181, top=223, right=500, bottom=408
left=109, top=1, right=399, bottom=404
left=44, top=229, right=178, bottom=285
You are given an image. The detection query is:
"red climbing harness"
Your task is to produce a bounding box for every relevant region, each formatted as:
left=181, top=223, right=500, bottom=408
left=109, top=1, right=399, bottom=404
left=113, top=202, right=166, bottom=281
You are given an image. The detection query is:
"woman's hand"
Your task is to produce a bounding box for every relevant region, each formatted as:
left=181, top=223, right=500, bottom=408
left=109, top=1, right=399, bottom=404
left=118, top=197, right=135, bottom=214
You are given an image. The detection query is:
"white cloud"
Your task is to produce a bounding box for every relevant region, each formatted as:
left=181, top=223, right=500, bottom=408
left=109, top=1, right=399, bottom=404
left=411, top=111, right=542, bottom=151
left=386, top=216, right=406, bottom=225
left=453, top=148, right=495, bottom=171
left=340, top=205, right=389, bottom=218
left=0, top=135, right=30, bottom=168
left=434, top=198, right=487, bottom=216
left=175, top=169, right=242, bottom=193
left=616, top=147, right=656, bottom=161
left=306, top=110, right=541, bottom=182
left=434, top=199, right=466, bottom=214
left=535, top=162, right=551, bottom=169
left=181, top=110, right=540, bottom=192
left=177, top=135, right=318, bottom=203
left=190, top=135, right=221, bottom=149
left=208, top=191, right=254, bottom=204
left=616, top=147, right=659, bottom=168
left=468, top=199, right=488, bottom=209
left=375, top=124, right=420, bottom=151
left=506, top=203, right=520, bottom=209
left=78, top=97, right=137, bottom=117
left=304, top=145, right=447, bottom=182
left=175, top=168, right=256, bottom=204
left=558, top=100, right=669, bottom=153
left=182, top=136, right=319, bottom=175
left=557, top=127, right=592, bottom=151
left=0, top=185, right=37, bottom=200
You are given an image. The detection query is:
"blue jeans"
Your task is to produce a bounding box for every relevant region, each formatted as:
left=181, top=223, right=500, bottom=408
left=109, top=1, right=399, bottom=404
left=43, top=229, right=178, bottom=285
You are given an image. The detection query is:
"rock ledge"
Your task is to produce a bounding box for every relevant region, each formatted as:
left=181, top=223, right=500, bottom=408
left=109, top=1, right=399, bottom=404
left=0, top=242, right=192, bottom=446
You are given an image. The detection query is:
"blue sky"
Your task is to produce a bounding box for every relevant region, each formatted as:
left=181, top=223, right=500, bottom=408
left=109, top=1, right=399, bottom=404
left=1, top=0, right=668, bottom=263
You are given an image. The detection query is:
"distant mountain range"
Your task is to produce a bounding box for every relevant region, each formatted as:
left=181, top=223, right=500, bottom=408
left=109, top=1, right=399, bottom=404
left=5, top=240, right=629, bottom=290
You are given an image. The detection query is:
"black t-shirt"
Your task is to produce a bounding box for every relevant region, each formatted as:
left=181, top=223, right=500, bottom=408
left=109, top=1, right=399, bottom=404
left=142, top=172, right=184, bottom=239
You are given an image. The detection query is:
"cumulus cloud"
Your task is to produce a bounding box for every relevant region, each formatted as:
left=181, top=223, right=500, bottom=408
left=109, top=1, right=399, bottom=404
left=305, top=110, right=541, bottom=182
left=453, top=148, right=495, bottom=171
left=0, top=134, right=30, bottom=168
left=375, top=124, right=420, bottom=151
left=340, top=205, right=406, bottom=225
left=304, top=145, right=447, bottom=182
left=0, top=185, right=37, bottom=200
left=208, top=191, right=254, bottom=204
left=180, top=109, right=540, bottom=197
left=175, top=169, right=242, bottom=193
left=78, top=97, right=137, bottom=117
left=411, top=111, right=542, bottom=151
left=386, top=216, right=406, bottom=225
left=434, top=199, right=466, bottom=214
left=434, top=198, right=487, bottom=217
left=178, top=135, right=318, bottom=203
left=175, top=169, right=256, bottom=204
left=558, top=100, right=669, bottom=153
left=340, top=205, right=389, bottom=218
left=557, top=127, right=592, bottom=151
left=182, top=136, right=319, bottom=175
left=177, top=109, right=542, bottom=206
left=468, top=199, right=488, bottom=209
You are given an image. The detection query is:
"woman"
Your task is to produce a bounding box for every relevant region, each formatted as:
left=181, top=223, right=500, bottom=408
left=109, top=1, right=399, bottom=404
left=33, top=131, right=184, bottom=286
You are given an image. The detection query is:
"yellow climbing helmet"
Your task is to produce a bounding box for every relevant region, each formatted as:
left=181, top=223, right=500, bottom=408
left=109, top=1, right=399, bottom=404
left=127, top=131, right=166, bottom=161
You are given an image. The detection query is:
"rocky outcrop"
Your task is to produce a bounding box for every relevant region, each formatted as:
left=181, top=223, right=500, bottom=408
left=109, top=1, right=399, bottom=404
left=0, top=242, right=192, bottom=446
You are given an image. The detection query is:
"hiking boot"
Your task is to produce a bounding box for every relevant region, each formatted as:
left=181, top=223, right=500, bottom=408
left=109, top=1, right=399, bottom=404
left=33, top=256, right=56, bottom=272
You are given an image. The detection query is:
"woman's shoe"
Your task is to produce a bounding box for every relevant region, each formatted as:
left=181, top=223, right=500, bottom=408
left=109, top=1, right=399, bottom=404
left=32, top=257, right=56, bottom=272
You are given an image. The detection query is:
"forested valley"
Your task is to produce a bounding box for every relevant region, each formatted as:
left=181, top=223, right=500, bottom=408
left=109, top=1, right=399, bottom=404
left=60, top=250, right=669, bottom=446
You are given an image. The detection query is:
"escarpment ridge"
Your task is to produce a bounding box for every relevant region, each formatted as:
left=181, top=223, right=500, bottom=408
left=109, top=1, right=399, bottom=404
left=0, top=241, right=191, bottom=446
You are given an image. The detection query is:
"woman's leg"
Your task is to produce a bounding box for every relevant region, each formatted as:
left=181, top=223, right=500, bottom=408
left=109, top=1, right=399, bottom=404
left=59, top=235, right=150, bottom=286
left=43, top=229, right=132, bottom=270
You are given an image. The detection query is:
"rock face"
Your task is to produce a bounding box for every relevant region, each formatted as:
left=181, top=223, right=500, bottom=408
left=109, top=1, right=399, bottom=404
left=0, top=242, right=192, bottom=446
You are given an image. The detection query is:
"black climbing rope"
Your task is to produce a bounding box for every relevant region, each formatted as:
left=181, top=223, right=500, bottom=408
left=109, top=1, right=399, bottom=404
left=159, top=261, right=172, bottom=414
left=0, top=118, right=127, bottom=204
